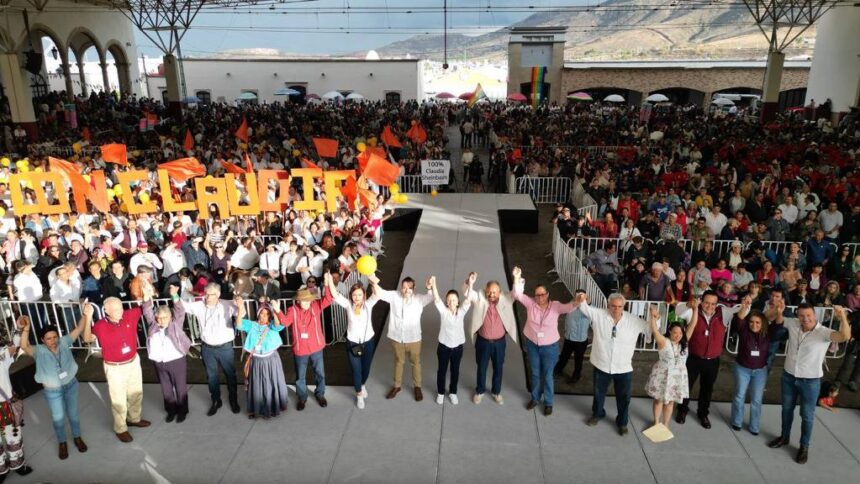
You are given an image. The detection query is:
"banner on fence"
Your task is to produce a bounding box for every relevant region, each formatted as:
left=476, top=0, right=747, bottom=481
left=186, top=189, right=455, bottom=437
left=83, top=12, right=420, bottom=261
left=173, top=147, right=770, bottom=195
left=420, top=159, right=449, bottom=186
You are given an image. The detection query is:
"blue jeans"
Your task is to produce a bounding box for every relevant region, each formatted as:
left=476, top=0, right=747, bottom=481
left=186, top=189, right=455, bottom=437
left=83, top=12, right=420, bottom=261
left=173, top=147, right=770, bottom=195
left=475, top=335, right=506, bottom=395
left=592, top=368, right=633, bottom=428
left=43, top=379, right=81, bottom=443
left=294, top=350, right=326, bottom=402
left=780, top=371, right=821, bottom=448
left=526, top=339, right=560, bottom=406
left=436, top=343, right=464, bottom=395
left=346, top=339, right=376, bottom=393
left=731, top=364, right=767, bottom=433
left=201, top=343, right=238, bottom=402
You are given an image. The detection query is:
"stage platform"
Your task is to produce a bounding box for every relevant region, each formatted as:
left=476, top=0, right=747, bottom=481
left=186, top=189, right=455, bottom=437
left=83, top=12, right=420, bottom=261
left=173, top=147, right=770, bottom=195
left=14, top=192, right=860, bottom=483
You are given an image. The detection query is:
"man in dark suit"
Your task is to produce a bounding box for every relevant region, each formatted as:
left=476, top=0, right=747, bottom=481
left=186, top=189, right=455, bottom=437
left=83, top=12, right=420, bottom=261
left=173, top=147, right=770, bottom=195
left=252, top=270, right=281, bottom=302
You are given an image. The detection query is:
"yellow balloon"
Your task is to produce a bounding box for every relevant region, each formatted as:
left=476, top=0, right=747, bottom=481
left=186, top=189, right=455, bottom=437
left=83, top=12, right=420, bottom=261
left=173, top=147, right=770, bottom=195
left=106, top=188, right=116, bottom=199
left=292, top=149, right=301, bottom=157
left=355, top=255, right=378, bottom=276
left=19, top=165, right=29, bottom=173
left=131, top=150, right=141, bottom=157
left=24, top=181, right=33, bottom=189
left=431, top=189, right=438, bottom=197
left=399, top=194, right=409, bottom=203
left=389, top=183, right=400, bottom=195
left=114, top=185, right=123, bottom=195
left=0, top=207, right=5, bottom=217
left=357, top=142, right=367, bottom=153
left=34, top=167, right=43, bottom=172
left=0, top=158, right=9, bottom=167
left=368, top=137, right=377, bottom=147
left=72, top=142, right=82, bottom=154
left=83, top=174, right=91, bottom=183
left=139, top=192, right=151, bottom=203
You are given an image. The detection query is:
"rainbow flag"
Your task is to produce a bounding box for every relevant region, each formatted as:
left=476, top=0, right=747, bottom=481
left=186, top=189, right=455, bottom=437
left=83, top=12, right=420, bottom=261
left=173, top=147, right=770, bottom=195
left=530, top=67, right=547, bottom=109
left=468, top=83, right=487, bottom=107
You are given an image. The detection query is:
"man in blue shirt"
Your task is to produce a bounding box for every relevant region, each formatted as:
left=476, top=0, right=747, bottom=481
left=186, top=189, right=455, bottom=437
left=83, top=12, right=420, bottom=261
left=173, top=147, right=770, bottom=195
left=554, top=290, right=590, bottom=384
left=804, top=230, right=834, bottom=266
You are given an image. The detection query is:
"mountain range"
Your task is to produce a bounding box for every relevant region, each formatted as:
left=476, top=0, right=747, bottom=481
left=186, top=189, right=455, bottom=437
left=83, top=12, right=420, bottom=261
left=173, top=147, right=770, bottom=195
left=370, top=0, right=816, bottom=61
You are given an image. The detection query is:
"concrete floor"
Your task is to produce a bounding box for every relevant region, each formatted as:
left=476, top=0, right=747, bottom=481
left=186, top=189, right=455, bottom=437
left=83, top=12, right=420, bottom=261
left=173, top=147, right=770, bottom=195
left=16, top=193, right=860, bottom=484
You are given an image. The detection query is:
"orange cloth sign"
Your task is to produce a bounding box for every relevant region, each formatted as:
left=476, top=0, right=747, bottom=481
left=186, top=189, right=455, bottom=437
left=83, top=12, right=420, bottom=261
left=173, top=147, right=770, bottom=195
left=48, top=157, right=110, bottom=213
left=363, top=153, right=400, bottom=186
left=100, top=143, right=128, bottom=166
left=222, top=160, right=247, bottom=175
left=235, top=117, right=249, bottom=143
left=381, top=125, right=402, bottom=148
left=302, top=158, right=321, bottom=170
left=406, top=123, right=427, bottom=144
left=183, top=130, right=194, bottom=151
left=158, top=158, right=206, bottom=182
left=313, top=138, right=339, bottom=158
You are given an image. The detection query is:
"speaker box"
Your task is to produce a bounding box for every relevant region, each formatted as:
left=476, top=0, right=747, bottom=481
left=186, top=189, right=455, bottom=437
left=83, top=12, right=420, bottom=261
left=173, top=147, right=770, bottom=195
left=23, top=51, right=43, bottom=76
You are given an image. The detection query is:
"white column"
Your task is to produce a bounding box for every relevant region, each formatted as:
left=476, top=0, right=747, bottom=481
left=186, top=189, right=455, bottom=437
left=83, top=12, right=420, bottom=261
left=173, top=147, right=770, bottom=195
left=805, top=6, right=860, bottom=116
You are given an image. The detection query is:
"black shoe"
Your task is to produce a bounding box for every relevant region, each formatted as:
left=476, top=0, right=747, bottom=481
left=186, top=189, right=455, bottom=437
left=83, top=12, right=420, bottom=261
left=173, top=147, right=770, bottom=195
left=544, top=406, right=553, bottom=416
left=207, top=400, right=222, bottom=417
left=297, top=400, right=306, bottom=411
left=731, top=425, right=741, bottom=431
left=15, top=466, right=33, bottom=476
left=586, top=416, right=600, bottom=426
left=176, top=413, right=187, bottom=423
left=618, top=426, right=629, bottom=436
left=567, top=373, right=581, bottom=384
left=796, top=447, right=808, bottom=464
left=229, top=398, right=241, bottom=414
left=768, top=436, right=789, bottom=448
left=675, top=408, right=688, bottom=425
left=166, top=412, right=176, bottom=423
left=315, top=395, right=328, bottom=408
left=526, top=400, right=539, bottom=411
left=699, top=415, right=712, bottom=429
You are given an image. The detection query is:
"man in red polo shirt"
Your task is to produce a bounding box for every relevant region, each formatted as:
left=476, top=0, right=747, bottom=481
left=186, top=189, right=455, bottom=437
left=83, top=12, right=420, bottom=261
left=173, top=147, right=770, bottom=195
left=675, top=290, right=728, bottom=429
left=83, top=297, right=151, bottom=442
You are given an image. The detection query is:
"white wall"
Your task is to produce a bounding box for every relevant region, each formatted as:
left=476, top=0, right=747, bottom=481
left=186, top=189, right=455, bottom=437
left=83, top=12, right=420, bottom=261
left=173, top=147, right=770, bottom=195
left=805, top=7, right=860, bottom=113
left=180, top=58, right=420, bottom=103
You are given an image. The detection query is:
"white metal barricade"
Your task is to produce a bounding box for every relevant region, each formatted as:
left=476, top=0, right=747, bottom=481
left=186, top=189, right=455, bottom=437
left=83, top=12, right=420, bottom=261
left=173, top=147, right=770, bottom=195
left=514, top=176, right=572, bottom=204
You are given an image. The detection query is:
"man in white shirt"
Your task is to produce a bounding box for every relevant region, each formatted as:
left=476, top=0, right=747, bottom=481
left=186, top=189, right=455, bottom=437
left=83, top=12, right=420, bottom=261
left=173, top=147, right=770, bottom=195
left=777, top=195, right=800, bottom=225
left=258, top=243, right=283, bottom=279
left=184, top=283, right=243, bottom=416
left=12, top=260, right=47, bottom=328
left=704, top=205, right=727, bottom=237
left=229, top=237, right=260, bottom=271
left=160, top=241, right=186, bottom=279
left=818, top=202, right=843, bottom=242
left=370, top=274, right=433, bottom=401
left=575, top=292, right=649, bottom=436
left=129, top=241, right=163, bottom=280
left=768, top=304, right=850, bottom=464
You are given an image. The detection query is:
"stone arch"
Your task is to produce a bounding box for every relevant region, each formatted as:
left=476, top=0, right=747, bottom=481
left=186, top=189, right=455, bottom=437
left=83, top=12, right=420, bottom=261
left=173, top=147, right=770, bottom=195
left=712, top=86, right=763, bottom=96
left=23, top=23, right=66, bottom=60
left=67, top=27, right=104, bottom=63
left=648, top=86, right=707, bottom=106
left=104, top=40, right=132, bottom=94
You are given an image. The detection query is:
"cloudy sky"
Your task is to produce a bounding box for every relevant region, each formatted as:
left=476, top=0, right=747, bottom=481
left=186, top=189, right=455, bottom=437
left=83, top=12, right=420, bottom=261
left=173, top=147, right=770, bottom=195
left=134, top=1, right=592, bottom=57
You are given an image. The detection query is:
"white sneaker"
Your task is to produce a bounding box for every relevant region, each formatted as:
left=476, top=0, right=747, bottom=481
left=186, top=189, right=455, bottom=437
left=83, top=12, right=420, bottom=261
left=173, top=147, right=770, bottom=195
left=492, top=393, right=504, bottom=405
left=472, top=393, right=482, bottom=404
left=360, top=385, right=368, bottom=398
left=436, top=394, right=444, bottom=405
left=356, top=396, right=366, bottom=409
left=449, top=394, right=459, bottom=405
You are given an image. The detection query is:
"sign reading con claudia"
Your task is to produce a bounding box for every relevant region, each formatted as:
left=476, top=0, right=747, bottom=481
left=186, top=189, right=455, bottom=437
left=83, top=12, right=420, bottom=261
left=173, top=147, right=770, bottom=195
left=9, top=168, right=359, bottom=218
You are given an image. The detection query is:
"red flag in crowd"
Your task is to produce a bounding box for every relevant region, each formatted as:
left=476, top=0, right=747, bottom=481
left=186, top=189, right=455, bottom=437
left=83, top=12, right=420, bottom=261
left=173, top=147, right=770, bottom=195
left=49, top=157, right=110, bottom=212
left=183, top=130, right=194, bottom=152
left=312, top=138, right=339, bottom=158
left=381, top=125, right=402, bottom=148
left=235, top=117, right=249, bottom=143
left=158, top=157, right=206, bottom=182
left=221, top=160, right=247, bottom=175
left=243, top=153, right=254, bottom=173
left=82, top=127, right=91, bottom=142
left=341, top=174, right=358, bottom=208
left=406, top=122, right=427, bottom=144
left=302, top=158, right=321, bottom=170
left=100, top=143, right=128, bottom=166
left=363, top=153, right=400, bottom=186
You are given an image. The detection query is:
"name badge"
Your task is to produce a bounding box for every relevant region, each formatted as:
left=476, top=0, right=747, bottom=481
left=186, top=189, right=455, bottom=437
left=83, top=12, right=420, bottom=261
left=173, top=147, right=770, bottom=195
left=121, top=345, right=131, bottom=355
left=300, top=333, right=309, bottom=339
left=58, top=371, right=68, bottom=380
left=537, top=332, right=545, bottom=338
left=750, top=350, right=760, bottom=357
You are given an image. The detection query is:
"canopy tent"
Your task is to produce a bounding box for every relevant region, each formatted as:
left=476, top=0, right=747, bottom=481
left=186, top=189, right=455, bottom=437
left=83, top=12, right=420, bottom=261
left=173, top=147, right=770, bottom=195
left=274, top=87, right=301, bottom=96
left=603, top=94, right=625, bottom=103
left=645, top=93, right=670, bottom=103
left=567, top=92, right=593, bottom=102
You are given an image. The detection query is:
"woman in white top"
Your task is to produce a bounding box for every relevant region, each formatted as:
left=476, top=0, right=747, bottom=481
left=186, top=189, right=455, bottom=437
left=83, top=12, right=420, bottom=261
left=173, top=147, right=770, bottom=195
left=430, top=276, right=472, bottom=405
left=618, top=219, right=642, bottom=252
left=296, top=245, right=329, bottom=283
left=326, top=277, right=379, bottom=409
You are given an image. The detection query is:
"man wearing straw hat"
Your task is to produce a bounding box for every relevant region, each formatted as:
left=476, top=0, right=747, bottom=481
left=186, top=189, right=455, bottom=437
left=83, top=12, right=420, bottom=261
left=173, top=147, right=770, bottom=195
left=275, top=273, right=334, bottom=411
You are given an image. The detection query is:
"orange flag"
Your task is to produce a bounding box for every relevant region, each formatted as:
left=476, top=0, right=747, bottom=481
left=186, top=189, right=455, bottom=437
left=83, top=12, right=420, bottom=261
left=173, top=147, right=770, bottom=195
left=145, top=113, right=158, bottom=126
left=358, top=188, right=377, bottom=208
left=221, top=160, right=247, bottom=175
left=406, top=123, right=427, bottom=144
left=243, top=153, right=254, bottom=173
left=341, top=174, right=358, bottom=209
left=313, top=137, right=339, bottom=158
left=183, top=129, right=194, bottom=152
left=235, top=117, right=249, bottom=143
left=49, top=157, right=110, bottom=212
left=100, top=143, right=128, bottom=166
left=363, top=153, right=400, bottom=186
left=381, top=125, right=402, bottom=148
left=158, top=157, right=206, bottom=182
left=302, top=157, right=321, bottom=170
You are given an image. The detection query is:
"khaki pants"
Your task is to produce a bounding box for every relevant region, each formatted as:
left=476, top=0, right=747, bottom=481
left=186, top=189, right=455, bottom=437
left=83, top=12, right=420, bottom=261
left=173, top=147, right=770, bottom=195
left=392, top=341, right=422, bottom=387
left=104, top=354, right=143, bottom=434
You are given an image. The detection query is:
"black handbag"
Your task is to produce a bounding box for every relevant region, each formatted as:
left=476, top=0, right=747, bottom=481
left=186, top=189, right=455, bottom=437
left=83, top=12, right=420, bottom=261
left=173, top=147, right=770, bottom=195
left=350, top=304, right=371, bottom=357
